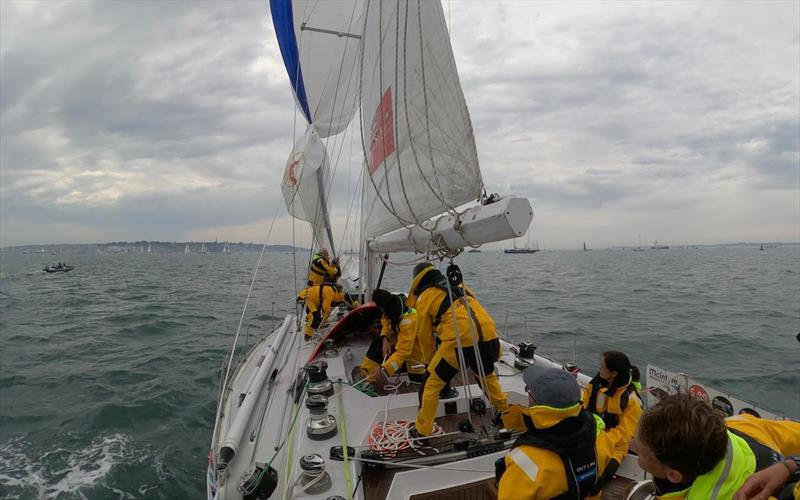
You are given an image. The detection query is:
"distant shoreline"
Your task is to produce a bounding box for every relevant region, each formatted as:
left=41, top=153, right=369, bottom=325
left=2, top=241, right=796, bottom=253
left=0, top=241, right=307, bottom=253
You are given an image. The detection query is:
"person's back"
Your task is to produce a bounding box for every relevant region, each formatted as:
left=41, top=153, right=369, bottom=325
left=307, top=249, right=339, bottom=286
left=408, top=264, right=498, bottom=360
left=406, top=263, right=507, bottom=437
left=497, top=365, right=613, bottom=500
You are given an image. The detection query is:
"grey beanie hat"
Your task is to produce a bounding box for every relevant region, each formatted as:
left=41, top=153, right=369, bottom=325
left=522, top=365, right=581, bottom=408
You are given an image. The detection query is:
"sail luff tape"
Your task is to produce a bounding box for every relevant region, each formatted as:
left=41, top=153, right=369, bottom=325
left=219, top=317, right=293, bottom=465
left=337, top=379, right=354, bottom=500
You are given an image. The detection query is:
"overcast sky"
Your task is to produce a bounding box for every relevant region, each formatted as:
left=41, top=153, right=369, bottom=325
left=1, top=0, right=798, bottom=249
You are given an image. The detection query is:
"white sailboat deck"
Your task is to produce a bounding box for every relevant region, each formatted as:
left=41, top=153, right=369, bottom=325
left=209, top=306, right=646, bottom=500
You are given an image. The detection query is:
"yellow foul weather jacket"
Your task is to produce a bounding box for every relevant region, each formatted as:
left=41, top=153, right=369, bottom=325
left=497, top=403, right=617, bottom=500
left=581, top=375, right=642, bottom=462
left=380, top=308, right=425, bottom=377
left=407, top=266, right=499, bottom=360
left=307, top=253, right=339, bottom=286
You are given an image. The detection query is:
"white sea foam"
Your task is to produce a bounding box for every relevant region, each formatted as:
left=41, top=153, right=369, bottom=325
left=0, top=434, right=129, bottom=498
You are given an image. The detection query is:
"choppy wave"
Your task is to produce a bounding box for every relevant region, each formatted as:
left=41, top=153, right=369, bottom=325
left=0, top=434, right=128, bottom=499
left=0, top=248, right=797, bottom=497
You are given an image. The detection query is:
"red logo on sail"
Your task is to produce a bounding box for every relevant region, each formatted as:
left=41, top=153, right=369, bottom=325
left=369, top=87, right=395, bottom=174
left=285, top=156, right=301, bottom=187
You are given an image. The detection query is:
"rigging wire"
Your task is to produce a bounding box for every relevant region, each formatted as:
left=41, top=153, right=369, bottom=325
left=214, top=199, right=285, bottom=433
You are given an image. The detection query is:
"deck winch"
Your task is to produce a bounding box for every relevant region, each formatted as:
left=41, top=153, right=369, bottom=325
left=305, top=360, right=334, bottom=397
left=237, top=462, right=278, bottom=500
left=514, top=341, right=537, bottom=370
left=298, top=453, right=331, bottom=494
left=306, top=394, right=337, bottom=440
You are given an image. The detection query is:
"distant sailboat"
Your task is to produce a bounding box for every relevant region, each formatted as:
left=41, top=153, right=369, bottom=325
left=147, top=242, right=152, bottom=253
left=633, top=233, right=645, bottom=251
left=200, top=243, right=207, bottom=254
left=184, top=244, right=191, bottom=254
left=651, top=240, right=669, bottom=250
left=222, top=242, right=230, bottom=254
left=504, top=236, right=539, bottom=254
left=583, top=241, right=590, bottom=251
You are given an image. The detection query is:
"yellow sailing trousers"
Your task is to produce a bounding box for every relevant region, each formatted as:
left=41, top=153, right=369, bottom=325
left=303, top=308, right=322, bottom=339
left=414, top=340, right=508, bottom=436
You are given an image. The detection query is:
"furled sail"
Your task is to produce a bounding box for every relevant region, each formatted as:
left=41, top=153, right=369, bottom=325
left=270, top=0, right=363, bottom=138
left=282, top=126, right=335, bottom=253
left=360, top=0, right=483, bottom=239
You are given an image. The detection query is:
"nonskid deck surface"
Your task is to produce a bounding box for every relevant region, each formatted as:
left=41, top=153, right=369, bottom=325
left=209, top=309, right=645, bottom=500
left=362, top=411, right=633, bottom=500
left=363, top=411, right=495, bottom=499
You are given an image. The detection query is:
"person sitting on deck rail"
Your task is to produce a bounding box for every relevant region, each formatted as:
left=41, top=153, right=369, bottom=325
left=359, top=289, right=426, bottom=387
left=307, top=248, right=339, bottom=286
left=629, top=393, right=800, bottom=500
left=406, top=263, right=508, bottom=440
left=495, top=365, right=619, bottom=500
left=581, top=350, right=643, bottom=488
left=296, top=281, right=354, bottom=340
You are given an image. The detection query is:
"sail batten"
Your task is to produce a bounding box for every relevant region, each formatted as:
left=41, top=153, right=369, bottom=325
left=270, top=0, right=364, bottom=138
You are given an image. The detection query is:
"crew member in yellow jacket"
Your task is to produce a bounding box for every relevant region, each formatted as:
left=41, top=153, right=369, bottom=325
left=359, top=289, right=426, bottom=385
left=306, top=248, right=339, bottom=286
left=407, top=263, right=508, bottom=438
left=496, top=365, right=618, bottom=500
left=296, top=282, right=353, bottom=340
left=630, top=393, right=800, bottom=500
left=581, top=349, right=642, bottom=484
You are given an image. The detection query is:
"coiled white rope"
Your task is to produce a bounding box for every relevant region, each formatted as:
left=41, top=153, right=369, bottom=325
left=368, top=378, right=445, bottom=456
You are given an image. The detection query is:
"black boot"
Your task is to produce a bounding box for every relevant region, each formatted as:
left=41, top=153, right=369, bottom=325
left=409, top=425, right=431, bottom=447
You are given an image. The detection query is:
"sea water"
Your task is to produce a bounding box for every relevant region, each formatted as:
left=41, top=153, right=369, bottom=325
left=1, top=247, right=798, bottom=499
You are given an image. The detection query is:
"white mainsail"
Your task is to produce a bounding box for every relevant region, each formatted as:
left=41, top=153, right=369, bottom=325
left=359, top=0, right=483, bottom=239
left=281, top=126, right=335, bottom=253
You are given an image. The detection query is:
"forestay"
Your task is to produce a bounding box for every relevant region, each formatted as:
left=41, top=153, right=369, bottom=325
left=360, top=0, right=483, bottom=239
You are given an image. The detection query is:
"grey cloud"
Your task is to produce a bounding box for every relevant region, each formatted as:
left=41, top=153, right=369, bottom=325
left=1, top=1, right=798, bottom=247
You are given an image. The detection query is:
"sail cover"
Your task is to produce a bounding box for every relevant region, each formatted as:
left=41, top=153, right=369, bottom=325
left=282, top=126, right=335, bottom=253
left=270, top=0, right=363, bottom=138
left=360, top=0, right=483, bottom=239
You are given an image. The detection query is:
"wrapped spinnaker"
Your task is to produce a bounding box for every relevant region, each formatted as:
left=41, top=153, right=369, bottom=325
left=270, top=0, right=363, bottom=138
left=282, top=126, right=335, bottom=254
left=360, top=0, right=483, bottom=239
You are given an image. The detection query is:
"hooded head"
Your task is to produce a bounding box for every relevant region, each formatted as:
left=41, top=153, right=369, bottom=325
left=413, top=262, right=433, bottom=278
left=408, top=263, right=443, bottom=302
left=319, top=248, right=329, bottom=259
left=371, top=288, right=404, bottom=323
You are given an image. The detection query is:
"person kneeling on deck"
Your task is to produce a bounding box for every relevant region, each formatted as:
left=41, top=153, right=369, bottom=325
left=307, top=248, right=340, bottom=286
left=630, top=393, right=800, bottom=500
left=581, top=350, right=642, bottom=486
left=496, top=365, right=618, bottom=500
left=406, top=263, right=508, bottom=440
left=297, top=281, right=354, bottom=340
left=359, top=289, right=426, bottom=387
